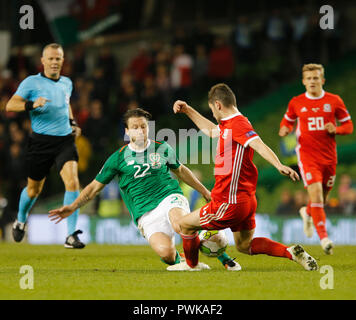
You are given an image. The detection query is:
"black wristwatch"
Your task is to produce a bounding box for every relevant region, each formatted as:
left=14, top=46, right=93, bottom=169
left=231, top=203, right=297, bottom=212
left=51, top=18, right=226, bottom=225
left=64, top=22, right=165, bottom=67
left=69, top=119, right=78, bottom=127
left=25, top=100, right=34, bottom=111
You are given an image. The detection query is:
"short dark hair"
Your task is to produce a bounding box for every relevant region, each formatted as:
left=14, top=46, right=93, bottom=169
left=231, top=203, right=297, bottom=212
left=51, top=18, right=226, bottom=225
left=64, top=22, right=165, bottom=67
left=123, top=108, right=152, bottom=128
left=208, top=83, right=237, bottom=108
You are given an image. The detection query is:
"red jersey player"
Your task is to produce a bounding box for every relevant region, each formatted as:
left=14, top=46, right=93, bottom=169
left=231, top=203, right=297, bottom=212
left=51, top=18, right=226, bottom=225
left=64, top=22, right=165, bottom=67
left=168, top=83, right=318, bottom=271
left=279, top=63, right=353, bottom=255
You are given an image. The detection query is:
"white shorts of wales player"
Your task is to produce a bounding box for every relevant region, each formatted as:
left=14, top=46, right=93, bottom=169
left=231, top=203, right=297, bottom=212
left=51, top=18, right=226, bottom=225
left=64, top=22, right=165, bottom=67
left=137, top=193, right=190, bottom=243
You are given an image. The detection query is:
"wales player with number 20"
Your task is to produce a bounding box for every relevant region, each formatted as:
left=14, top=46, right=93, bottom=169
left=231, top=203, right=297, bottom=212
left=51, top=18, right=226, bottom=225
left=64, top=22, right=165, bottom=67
left=279, top=64, right=353, bottom=255
left=49, top=108, right=240, bottom=270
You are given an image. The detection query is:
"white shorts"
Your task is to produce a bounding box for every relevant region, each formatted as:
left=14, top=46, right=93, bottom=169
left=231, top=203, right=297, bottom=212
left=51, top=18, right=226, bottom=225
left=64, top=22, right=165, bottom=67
left=137, top=193, right=190, bottom=242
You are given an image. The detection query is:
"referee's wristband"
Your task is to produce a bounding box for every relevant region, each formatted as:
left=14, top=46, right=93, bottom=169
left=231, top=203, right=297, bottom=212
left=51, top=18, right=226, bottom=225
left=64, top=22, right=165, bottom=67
left=25, top=101, right=34, bottom=111
left=69, top=119, right=78, bottom=127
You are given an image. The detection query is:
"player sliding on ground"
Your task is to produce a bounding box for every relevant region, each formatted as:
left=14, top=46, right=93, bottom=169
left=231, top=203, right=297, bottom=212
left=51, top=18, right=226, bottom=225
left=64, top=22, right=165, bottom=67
left=168, top=83, right=318, bottom=271
left=48, top=108, right=240, bottom=270
left=279, top=63, right=353, bottom=255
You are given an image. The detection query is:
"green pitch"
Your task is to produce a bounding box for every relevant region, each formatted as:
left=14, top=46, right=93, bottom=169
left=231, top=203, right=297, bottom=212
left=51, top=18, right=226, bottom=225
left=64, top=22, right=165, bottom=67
left=1, top=243, right=355, bottom=300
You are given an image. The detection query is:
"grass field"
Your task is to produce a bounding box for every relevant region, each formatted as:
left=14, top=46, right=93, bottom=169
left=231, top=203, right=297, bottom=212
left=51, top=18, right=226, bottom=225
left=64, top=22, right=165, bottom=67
left=1, top=243, right=355, bottom=300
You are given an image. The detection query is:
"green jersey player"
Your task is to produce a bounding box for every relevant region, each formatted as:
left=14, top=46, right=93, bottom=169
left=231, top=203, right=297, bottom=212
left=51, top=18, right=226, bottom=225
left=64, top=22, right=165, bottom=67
left=49, top=108, right=240, bottom=270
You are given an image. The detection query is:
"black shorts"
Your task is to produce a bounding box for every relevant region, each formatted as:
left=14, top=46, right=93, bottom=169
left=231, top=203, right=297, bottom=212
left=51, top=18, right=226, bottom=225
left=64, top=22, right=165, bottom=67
left=26, top=132, right=79, bottom=181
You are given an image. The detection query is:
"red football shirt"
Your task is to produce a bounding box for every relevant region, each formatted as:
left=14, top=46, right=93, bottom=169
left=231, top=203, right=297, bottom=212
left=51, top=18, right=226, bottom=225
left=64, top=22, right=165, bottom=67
left=211, top=112, right=259, bottom=203
left=280, top=91, right=351, bottom=165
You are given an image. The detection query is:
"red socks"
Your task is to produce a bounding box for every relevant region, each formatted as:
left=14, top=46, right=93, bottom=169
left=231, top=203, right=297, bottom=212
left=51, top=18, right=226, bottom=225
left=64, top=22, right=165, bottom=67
left=181, top=232, right=200, bottom=268
left=306, top=201, right=328, bottom=240
left=249, top=237, right=292, bottom=260
left=306, top=201, right=312, bottom=216
left=310, top=203, right=328, bottom=240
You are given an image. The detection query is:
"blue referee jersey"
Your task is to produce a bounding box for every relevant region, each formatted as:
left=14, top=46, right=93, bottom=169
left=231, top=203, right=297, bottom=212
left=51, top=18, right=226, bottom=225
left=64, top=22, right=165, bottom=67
left=15, top=73, right=73, bottom=136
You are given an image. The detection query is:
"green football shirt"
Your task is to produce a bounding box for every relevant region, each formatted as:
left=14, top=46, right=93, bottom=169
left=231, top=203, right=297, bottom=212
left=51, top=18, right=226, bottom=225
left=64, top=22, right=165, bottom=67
left=95, top=140, right=183, bottom=225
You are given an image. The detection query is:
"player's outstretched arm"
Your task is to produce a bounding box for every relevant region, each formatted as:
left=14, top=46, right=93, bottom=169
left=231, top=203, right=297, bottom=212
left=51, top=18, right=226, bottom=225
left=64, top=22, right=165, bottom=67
left=6, top=95, right=50, bottom=112
left=249, top=137, right=299, bottom=182
left=48, top=180, right=105, bottom=223
left=171, top=164, right=211, bottom=202
left=173, top=100, right=219, bottom=138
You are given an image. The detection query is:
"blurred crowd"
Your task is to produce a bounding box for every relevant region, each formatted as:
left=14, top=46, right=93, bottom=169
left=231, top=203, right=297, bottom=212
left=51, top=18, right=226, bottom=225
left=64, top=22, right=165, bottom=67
left=276, top=174, right=356, bottom=217
left=0, top=4, right=353, bottom=227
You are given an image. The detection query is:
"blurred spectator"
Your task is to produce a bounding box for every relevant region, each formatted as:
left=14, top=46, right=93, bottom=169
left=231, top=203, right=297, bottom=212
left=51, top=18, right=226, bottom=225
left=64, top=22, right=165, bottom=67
left=154, top=45, right=171, bottom=68
left=325, top=197, right=343, bottom=215
left=208, top=36, right=235, bottom=83
left=4, top=143, right=26, bottom=222
left=193, top=44, right=209, bottom=84
left=264, top=9, right=291, bottom=55
left=8, top=122, right=26, bottom=147
left=96, top=47, right=118, bottom=85
left=91, top=67, right=110, bottom=106
left=293, top=190, right=308, bottom=212
left=128, top=42, right=153, bottom=84
left=341, top=189, right=356, bottom=216
left=117, top=71, right=139, bottom=114
left=21, top=118, right=32, bottom=139
left=276, top=190, right=294, bottom=215
left=6, top=47, right=35, bottom=78
left=72, top=45, right=87, bottom=77
left=75, top=94, right=91, bottom=128
left=61, top=59, right=73, bottom=77
left=338, top=174, right=356, bottom=215
left=290, top=6, right=308, bottom=43
left=192, top=22, right=214, bottom=52
left=155, top=64, right=172, bottom=112
left=232, top=15, right=256, bottom=63
left=83, top=100, right=110, bottom=154
left=0, top=192, right=9, bottom=240
left=71, top=77, right=87, bottom=102
left=171, top=44, right=194, bottom=101
left=338, top=174, right=353, bottom=205
left=75, top=135, right=92, bottom=180
left=172, top=26, right=193, bottom=54
left=139, top=75, right=164, bottom=119
left=0, top=122, right=7, bottom=180
left=127, top=100, right=139, bottom=111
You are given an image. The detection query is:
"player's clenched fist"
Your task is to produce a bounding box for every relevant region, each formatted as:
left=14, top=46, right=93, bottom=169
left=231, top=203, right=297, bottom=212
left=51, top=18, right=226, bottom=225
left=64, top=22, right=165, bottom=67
left=173, top=100, right=190, bottom=114
left=33, top=97, right=50, bottom=109
left=324, top=122, right=336, bottom=135
left=278, top=126, right=290, bottom=137
left=72, top=126, right=81, bottom=138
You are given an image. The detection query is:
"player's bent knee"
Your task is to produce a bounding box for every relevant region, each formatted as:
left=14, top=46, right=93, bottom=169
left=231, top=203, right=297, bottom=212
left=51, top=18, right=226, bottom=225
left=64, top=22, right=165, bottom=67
left=179, top=218, right=198, bottom=235
left=160, top=253, right=176, bottom=265
left=180, top=224, right=196, bottom=236
left=171, top=222, right=181, bottom=234
left=156, top=247, right=176, bottom=264
left=27, top=186, right=43, bottom=198
left=235, top=242, right=250, bottom=254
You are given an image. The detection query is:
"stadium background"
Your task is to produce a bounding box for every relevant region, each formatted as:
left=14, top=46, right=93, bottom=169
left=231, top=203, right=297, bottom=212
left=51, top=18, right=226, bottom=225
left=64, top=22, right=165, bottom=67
left=0, top=0, right=355, bottom=245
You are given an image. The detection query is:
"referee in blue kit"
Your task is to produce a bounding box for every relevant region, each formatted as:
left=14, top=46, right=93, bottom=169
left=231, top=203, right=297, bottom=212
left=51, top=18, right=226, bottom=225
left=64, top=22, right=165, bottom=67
left=6, top=43, right=85, bottom=248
